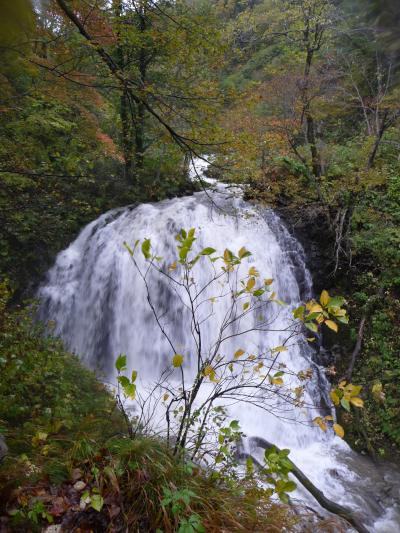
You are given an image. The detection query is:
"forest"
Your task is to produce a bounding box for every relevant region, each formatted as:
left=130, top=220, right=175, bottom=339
left=0, top=0, right=399, bottom=532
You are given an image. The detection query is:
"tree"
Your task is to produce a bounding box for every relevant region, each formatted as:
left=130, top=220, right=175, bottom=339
left=117, top=230, right=362, bottom=456
left=53, top=0, right=226, bottom=184
left=112, top=228, right=368, bottom=531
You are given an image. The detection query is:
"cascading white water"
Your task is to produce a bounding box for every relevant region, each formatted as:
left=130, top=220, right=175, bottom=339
left=38, top=162, right=399, bottom=532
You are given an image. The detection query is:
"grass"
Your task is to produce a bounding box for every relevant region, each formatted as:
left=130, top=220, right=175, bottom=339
left=0, top=283, right=297, bottom=532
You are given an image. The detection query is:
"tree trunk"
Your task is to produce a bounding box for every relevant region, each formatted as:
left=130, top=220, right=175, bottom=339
left=306, top=111, right=322, bottom=178
left=134, top=9, right=147, bottom=173
left=238, top=437, right=370, bottom=533
left=366, top=110, right=389, bottom=170
left=113, top=0, right=135, bottom=183
left=121, top=91, right=135, bottom=182
left=302, top=47, right=322, bottom=179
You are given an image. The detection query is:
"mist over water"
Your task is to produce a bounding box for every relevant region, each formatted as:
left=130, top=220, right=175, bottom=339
left=38, top=162, right=400, bottom=531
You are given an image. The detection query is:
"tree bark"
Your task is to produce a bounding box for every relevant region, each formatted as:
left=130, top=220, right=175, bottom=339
left=345, top=316, right=367, bottom=382
left=367, top=110, right=389, bottom=170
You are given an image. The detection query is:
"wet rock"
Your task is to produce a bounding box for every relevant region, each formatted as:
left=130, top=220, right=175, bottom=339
left=276, top=204, right=334, bottom=294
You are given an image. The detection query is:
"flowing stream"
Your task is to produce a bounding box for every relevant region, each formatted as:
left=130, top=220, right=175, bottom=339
left=38, top=162, right=400, bottom=531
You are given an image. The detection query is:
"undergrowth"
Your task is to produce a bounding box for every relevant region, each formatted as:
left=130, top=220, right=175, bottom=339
left=0, top=283, right=297, bottom=532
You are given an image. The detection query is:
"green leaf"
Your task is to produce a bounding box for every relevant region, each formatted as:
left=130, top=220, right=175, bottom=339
left=123, top=383, right=136, bottom=399
left=283, top=480, right=296, bottom=492
left=141, top=238, right=151, bottom=260
left=278, top=492, right=289, bottom=504
left=327, top=296, right=345, bottom=308
left=179, top=246, right=189, bottom=262
left=293, top=305, right=305, bottom=319
left=200, top=247, right=216, bottom=255
left=131, top=370, right=138, bottom=383
left=305, top=322, right=318, bottom=333
left=341, top=398, right=351, bottom=412
left=90, top=494, right=104, bottom=512
left=118, top=375, right=130, bottom=388
left=253, top=288, right=265, bottom=297
left=115, top=354, right=127, bottom=372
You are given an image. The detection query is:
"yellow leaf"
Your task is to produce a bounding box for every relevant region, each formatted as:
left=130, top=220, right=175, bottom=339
left=243, top=302, right=250, bottom=311
left=320, top=290, right=330, bottom=306
left=264, top=278, right=273, bottom=286
left=271, top=345, right=288, bottom=353
left=271, top=377, right=283, bottom=385
left=346, top=384, right=362, bottom=397
left=203, top=365, right=214, bottom=377
left=309, top=304, right=323, bottom=313
left=248, top=354, right=256, bottom=361
left=234, top=349, right=245, bottom=359
left=248, top=266, right=259, bottom=277
left=307, top=337, right=316, bottom=342
left=168, top=261, right=177, bottom=271
left=325, top=320, right=338, bottom=332
left=350, top=397, right=364, bottom=408
left=246, top=277, right=256, bottom=291
left=313, top=417, right=327, bottom=432
left=333, top=423, right=345, bottom=438
left=324, top=415, right=334, bottom=421
left=269, top=291, right=276, bottom=300
left=203, top=365, right=219, bottom=382
left=294, top=386, right=303, bottom=398
left=163, top=393, right=169, bottom=402
left=372, top=382, right=382, bottom=394
left=330, top=390, right=340, bottom=406
left=238, top=246, right=248, bottom=258
left=332, top=308, right=346, bottom=317
left=305, top=300, right=314, bottom=311
left=223, top=249, right=232, bottom=263
left=172, top=354, right=184, bottom=368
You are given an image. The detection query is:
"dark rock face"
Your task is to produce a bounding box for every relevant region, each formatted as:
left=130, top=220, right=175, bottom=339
left=274, top=204, right=344, bottom=372
left=276, top=205, right=335, bottom=294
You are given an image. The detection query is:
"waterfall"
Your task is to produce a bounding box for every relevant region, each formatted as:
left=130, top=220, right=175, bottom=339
left=38, top=162, right=400, bottom=532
